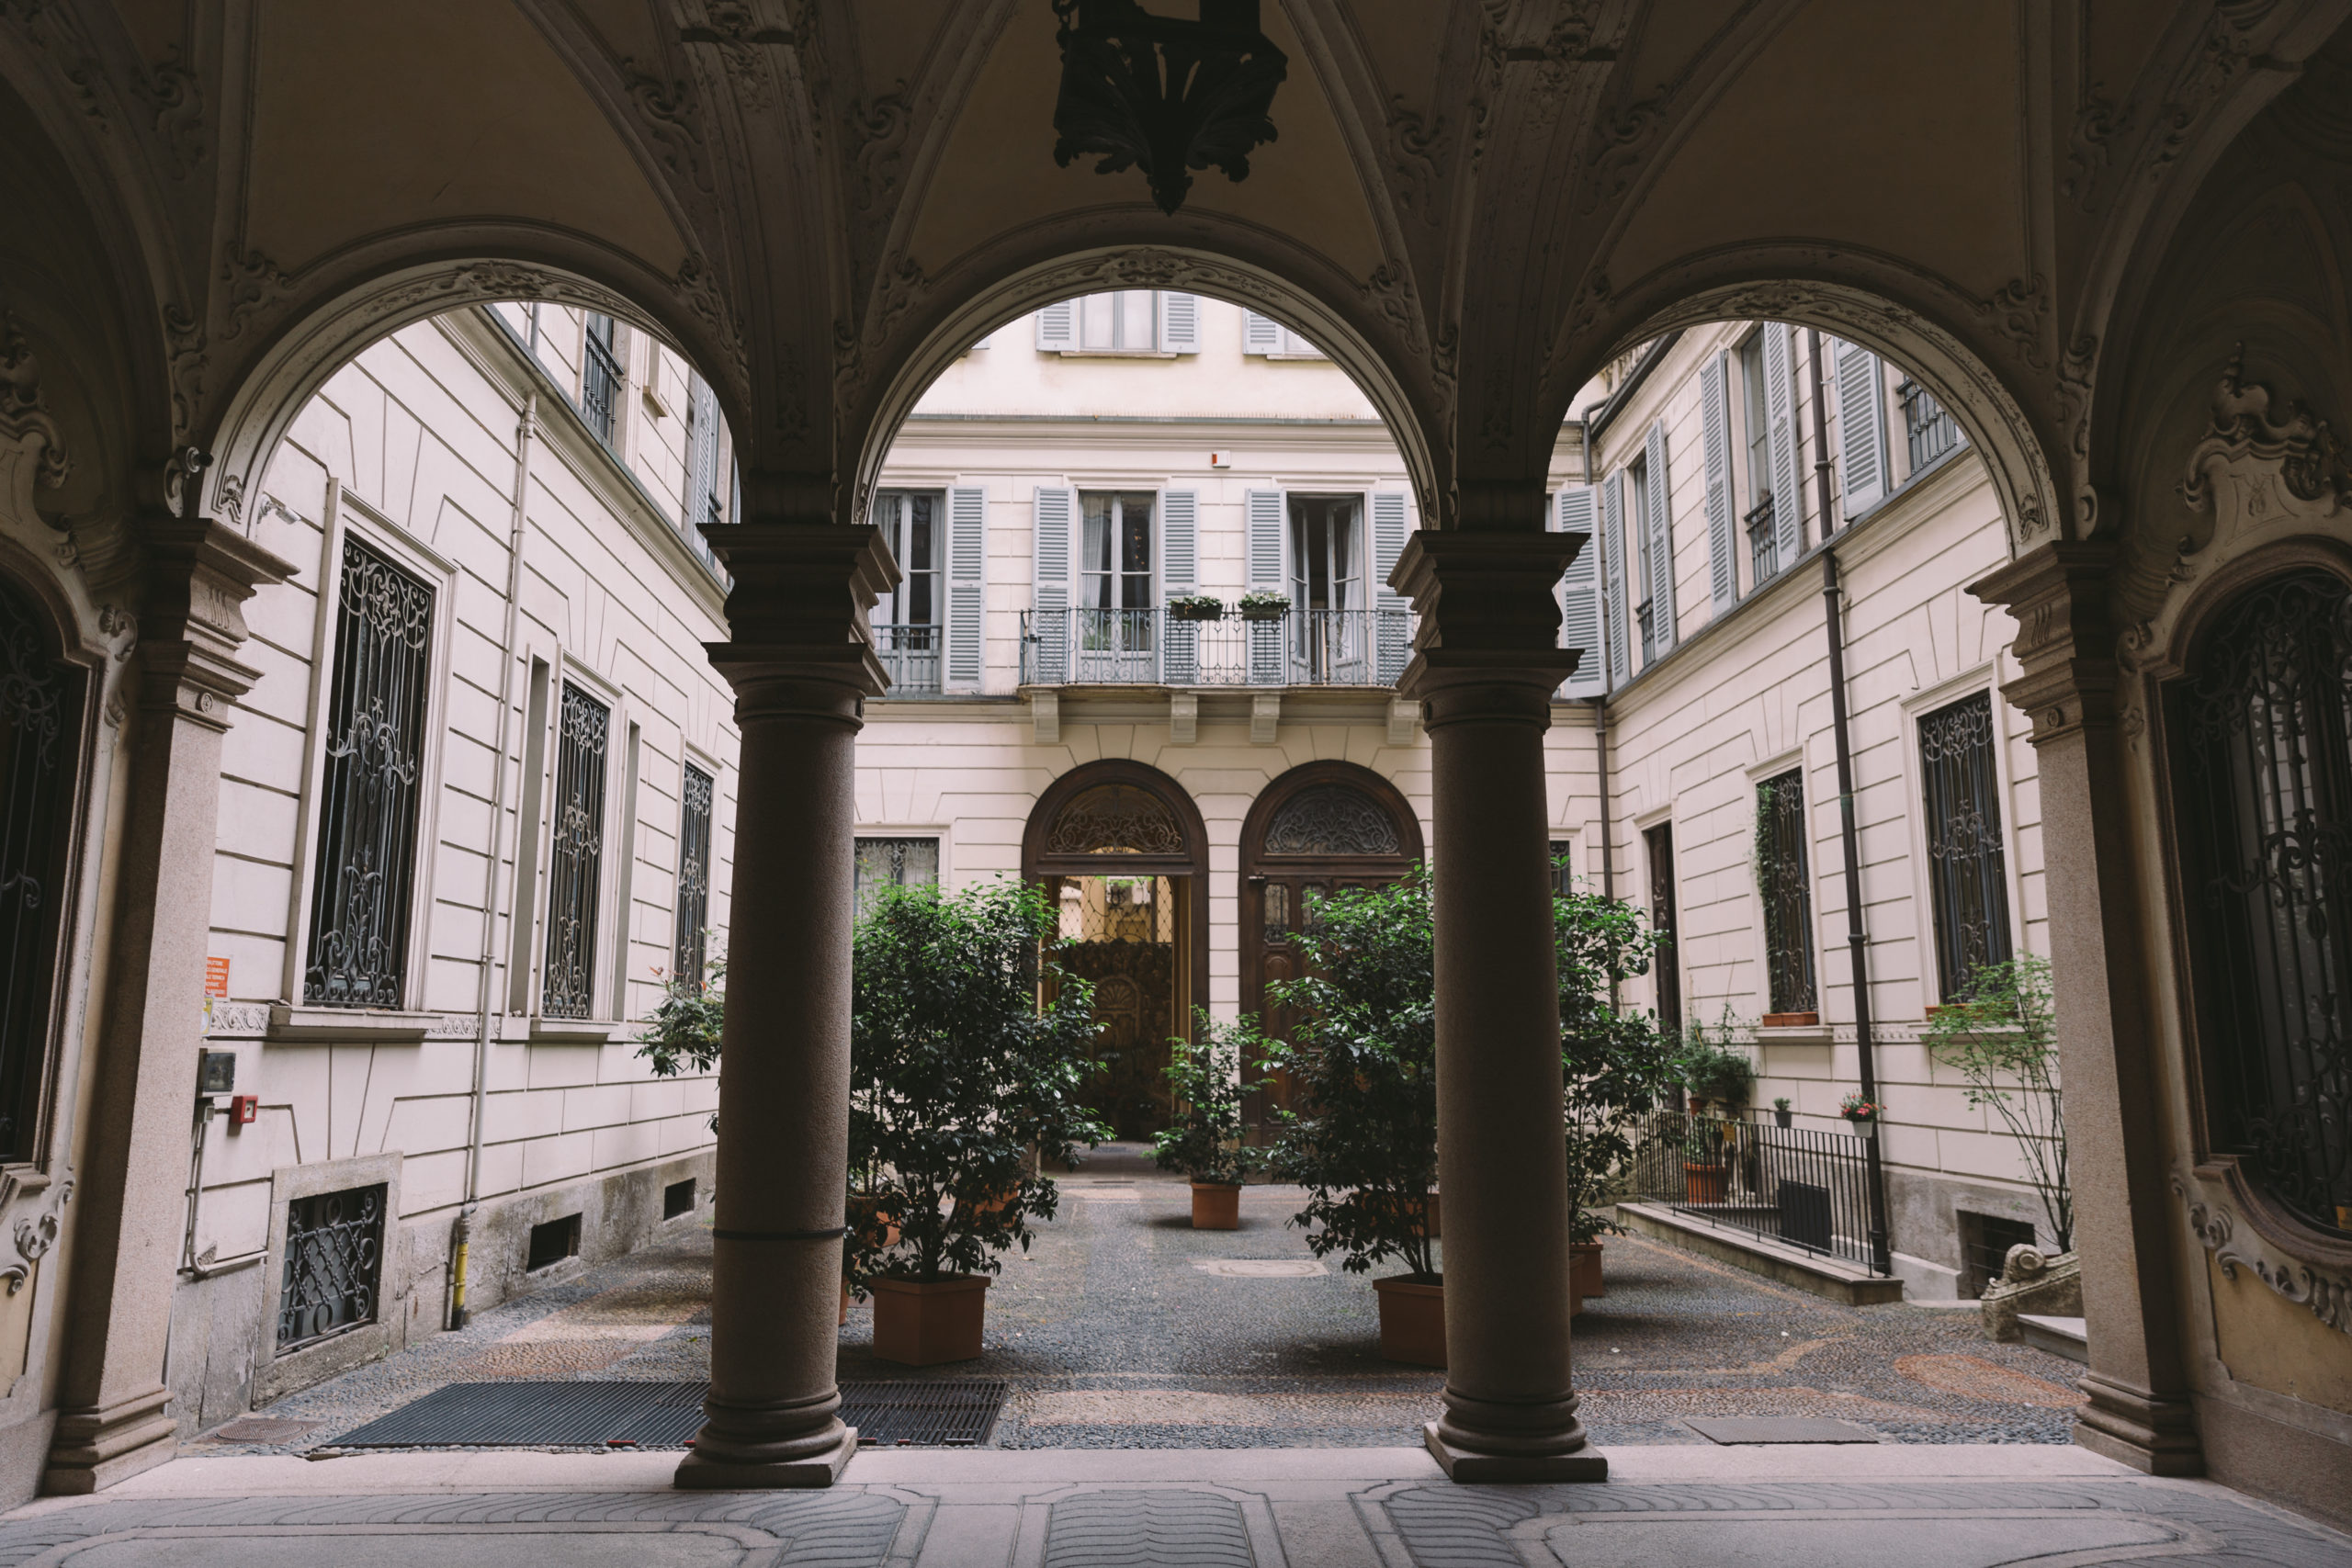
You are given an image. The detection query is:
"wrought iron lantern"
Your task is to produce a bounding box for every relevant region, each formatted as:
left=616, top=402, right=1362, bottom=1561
left=1051, top=0, right=1287, bottom=216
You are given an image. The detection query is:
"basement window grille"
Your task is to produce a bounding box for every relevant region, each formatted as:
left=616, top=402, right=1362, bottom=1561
left=673, top=762, right=713, bottom=989
left=542, top=682, right=610, bottom=1020
left=0, top=581, right=76, bottom=1163
left=527, top=1213, right=582, bottom=1271
left=1918, top=692, right=2013, bottom=1001
left=278, top=1183, right=385, bottom=1350
left=1757, top=770, right=1817, bottom=1015
left=303, top=536, right=434, bottom=1008
left=664, top=1179, right=696, bottom=1219
left=1959, top=1211, right=2038, bottom=1300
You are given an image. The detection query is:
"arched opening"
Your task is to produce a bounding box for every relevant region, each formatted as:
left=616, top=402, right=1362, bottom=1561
left=1238, top=761, right=1422, bottom=1131
left=1022, top=760, right=1210, bottom=1140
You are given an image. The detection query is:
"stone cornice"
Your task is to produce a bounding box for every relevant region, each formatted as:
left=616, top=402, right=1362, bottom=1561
left=1967, top=540, right=2121, bottom=745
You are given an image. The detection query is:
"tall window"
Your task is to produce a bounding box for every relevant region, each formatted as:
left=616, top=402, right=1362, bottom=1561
left=2172, top=571, right=2352, bottom=1237
left=854, top=837, right=940, bottom=918
left=0, top=581, right=77, bottom=1163
left=1630, top=453, right=1657, bottom=665
left=1289, top=497, right=1364, bottom=682
left=873, top=491, right=944, bottom=693
left=304, top=537, right=435, bottom=1010
left=1756, top=770, right=1817, bottom=1017
left=581, top=313, right=622, bottom=447
left=1918, top=691, right=2014, bottom=1000
left=1080, top=491, right=1153, bottom=613
left=1739, top=333, right=1771, bottom=514
left=682, top=372, right=722, bottom=533
left=1646, top=822, right=1681, bottom=1035
left=1549, top=839, right=1576, bottom=898
left=1080, top=290, right=1159, bottom=351
left=542, top=682, right=610, bottom=1019
left=673, top=762, right=713, bottom=990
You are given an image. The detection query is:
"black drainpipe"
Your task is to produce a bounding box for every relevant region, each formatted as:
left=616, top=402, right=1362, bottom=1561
left=1809, top=328, right=1893, bottom=1278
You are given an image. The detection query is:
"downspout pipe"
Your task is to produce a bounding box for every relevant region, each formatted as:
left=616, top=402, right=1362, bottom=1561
left=1577, top=412, right=1618, bottom=1011
left=1808, top=329, right=1893, bottom=1277
left=453, top=385, right=538, bottom=1328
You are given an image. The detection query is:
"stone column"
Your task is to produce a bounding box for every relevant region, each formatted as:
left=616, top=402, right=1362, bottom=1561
left=1393, top=525, right=1602, bottom=1483
left=675, top=522, right=895, bottom=1490
left=46, top=520, right=293, bottom=1495
left=1970, top=541, right=2200, bottom=1476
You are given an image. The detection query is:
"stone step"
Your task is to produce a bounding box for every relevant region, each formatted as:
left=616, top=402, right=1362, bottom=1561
left=2018, top=1314, right=2088, bottom=1363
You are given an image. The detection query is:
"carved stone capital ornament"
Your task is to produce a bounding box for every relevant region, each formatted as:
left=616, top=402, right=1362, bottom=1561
left=0, top=312, right=70, bottom=509
left=2180, top=345, right=2348, bottom=548
left=702, top=522, right=899, bottom=726
left=0, top=1170, right=72, bottom=1294
left=1390, top=530, right=1581, bottom=728
left=1967, top=541, right=2121, bottom=745
left=133, top=518, right=297, bottom=727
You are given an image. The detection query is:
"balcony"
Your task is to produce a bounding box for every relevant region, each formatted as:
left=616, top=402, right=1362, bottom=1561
left=1020, top=607, right=1412, bottom=687
left=876, top=624, right=942, bottom=694
left=1899, top=379, right=1962, bottom=472
left=1746, top=493, right=1781, bottom=585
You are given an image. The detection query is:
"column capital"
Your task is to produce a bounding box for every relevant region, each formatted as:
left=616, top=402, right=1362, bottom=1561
left=1967, top=539, right=2120, bottom=746
left=132, top=515, right=297, bottom=726
left=1390, top=531, right=1581, bottom=724
left=703, top=523, right=899, bottom=716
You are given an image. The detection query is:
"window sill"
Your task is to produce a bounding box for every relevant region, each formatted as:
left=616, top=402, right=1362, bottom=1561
left=528, top=1016, right=620, bottom=1044
left=1755, top=1022, right=1834, bottom=1047
left=266, top=1005, right=437, bottom=1044
left=1053, top=348, right=1182, bottom=359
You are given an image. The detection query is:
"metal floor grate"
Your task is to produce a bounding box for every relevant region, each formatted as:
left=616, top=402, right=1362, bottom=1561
left=333, top=1378, right=1006, bottom=1450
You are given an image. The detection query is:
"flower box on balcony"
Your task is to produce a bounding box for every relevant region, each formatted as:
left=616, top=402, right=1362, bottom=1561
left=1167, top=596, right=1226, bottom=622
left=1238, top=594, right=1291, bottom=622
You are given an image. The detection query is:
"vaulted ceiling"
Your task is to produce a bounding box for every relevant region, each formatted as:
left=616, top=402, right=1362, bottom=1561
left=2, top=0, right=2345, bottom=549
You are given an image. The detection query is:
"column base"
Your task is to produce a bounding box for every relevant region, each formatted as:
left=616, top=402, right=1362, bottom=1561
left=42, top=1387, right=178, bottom=1495
left=2073, top=1371, right=2202, bottom=1476
left=673, top=1427, right=857, bottom=1489
left=1425, top=1422, right=1608, bottom=1483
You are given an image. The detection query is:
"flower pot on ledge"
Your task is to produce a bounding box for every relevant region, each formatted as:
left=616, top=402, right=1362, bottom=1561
left=868, top=1274, right=990, bottom=1365
left=1168, top=601, right=1226, bottom=623
left=1760, top=1010, right=1819, bottom=1027
left=1238, top=603, right=1290, bottom=623
left=1570, top=1240, right=1604, bottom=1298
left=1191, top=1181, right=1242, bottom=1229
left=1374, top=1273, right=1445, bottom=1366
left=1683, top=1162, right=1730, bottom=1204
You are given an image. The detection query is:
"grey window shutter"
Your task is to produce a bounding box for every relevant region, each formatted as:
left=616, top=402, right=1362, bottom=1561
left=1159, top=292, right=1200, bottom=353
left=1035, top=300, right=1076, bottom=352
left=1643, top=420, right=1675, bottom=651
left=1761, top=322, right=1803, bottom=574
left=1161, top=489, right=1198, bottom=683
left=1835, top=337, right=1890, bottom=518
left=1371, top=491, right=1410, bottom=685
left=1242, top=310, right=1282, bottom=355
left=1557, top=486, right=1604, bottom=697
left=1601, top=472, right=1630, bottom=689
left=1032, top=486, right=1074, bottom=682
left=945, top=486, right=986, bottom=692
left=1246, top=489, right=1285, bottom=683
left=1700, top=351, right=1736, bottom=613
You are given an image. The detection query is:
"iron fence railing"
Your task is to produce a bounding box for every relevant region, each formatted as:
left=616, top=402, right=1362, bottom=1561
left=1899, top=379, right=1962, bottom=473
left=1629, top=1110, right=1887, bottom=1272
left=875, top=624, right=944, bottom=694
left=1019, top=606, right=1412, bottom=687
left=1746, top=494, right=1781, bottom=586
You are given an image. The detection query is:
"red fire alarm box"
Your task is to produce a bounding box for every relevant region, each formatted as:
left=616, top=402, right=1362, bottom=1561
left=228, top=1095, right=258, bottom=1127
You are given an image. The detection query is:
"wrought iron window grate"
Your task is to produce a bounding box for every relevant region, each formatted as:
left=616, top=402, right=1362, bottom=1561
left=1918, top=691, right=2014, bottom=1001
left=1757, top=770, right=1817, bottom=1015
left=542, top=682, right=610, bottom=1020
left=674, top=762, right=713, bottom=988
left=582, top=314, right=622, bottom=447
left=854, top=837, right=939, bottom=919
left=1745, top=494, right=1781, bottom=585
left=2172, top=570, right=2352, bottom=1237
left=278, top=1183, right=385, bottom=1350
left=303, top=537, right=434, bottom=1009
left=0, top=581, right=74, bottom=1162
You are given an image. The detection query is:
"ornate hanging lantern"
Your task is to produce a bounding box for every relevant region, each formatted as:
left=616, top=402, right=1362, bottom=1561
left=1051, top=0, right=1288, bottom=216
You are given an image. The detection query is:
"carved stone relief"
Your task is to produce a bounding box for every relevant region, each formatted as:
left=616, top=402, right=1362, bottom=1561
left=0, top=1171, right=73, bottom=1295
left=1045, top=784, right=1186, bottom=858
left=0, top=313, right=69, bottom=495
left=2179, top=344, right=2347, bottom=549
left=1261, top=785, right=1402, bottom=857
left=2174, top=1172, right=2352, bottom=1337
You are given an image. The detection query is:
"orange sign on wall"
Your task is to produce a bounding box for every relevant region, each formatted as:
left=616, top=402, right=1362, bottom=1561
left=204, top=957, right=230, bottom=998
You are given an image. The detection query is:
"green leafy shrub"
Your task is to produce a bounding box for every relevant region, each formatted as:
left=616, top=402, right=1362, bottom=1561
left=1153, top=1010, right=1272, bottom=1185
left=636, top=953, right=724, bottom=1130
left=1925, top=955, right=2070, bottom=1250
left=1554, top=860, right=1679, bottom=1244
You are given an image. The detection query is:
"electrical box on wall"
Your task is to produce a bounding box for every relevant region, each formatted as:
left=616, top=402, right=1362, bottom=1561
left=197, top=1051, right=235, bottom=1095
left=228, top=1095, right=258, bottom=1127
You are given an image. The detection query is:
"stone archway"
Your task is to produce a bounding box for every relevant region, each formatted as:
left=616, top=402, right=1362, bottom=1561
left=1023, top=761, right=1211, bottom=1142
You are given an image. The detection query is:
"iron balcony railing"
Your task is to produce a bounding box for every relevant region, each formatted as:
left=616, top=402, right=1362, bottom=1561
left=1636, top=601, right=1657, bottom=666
left=1019, top=606, right=1413, bottom=687
left=1899, top=379, right=1962, bottom=473
left=875, top=624, right=944, bottom=694
left=1746, top=493, right=1781, bottom=585
left=1629, top=1109, right=1888, bottom=1272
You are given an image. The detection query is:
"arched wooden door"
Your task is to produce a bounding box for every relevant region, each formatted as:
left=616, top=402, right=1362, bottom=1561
left=1239, top=763, right=1423, bottom=1133
left=1023, top=761, right=1210, bottom=1141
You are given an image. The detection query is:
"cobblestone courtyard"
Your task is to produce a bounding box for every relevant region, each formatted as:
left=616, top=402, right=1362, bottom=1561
left=214, top=1145, right=2088, bottom=1455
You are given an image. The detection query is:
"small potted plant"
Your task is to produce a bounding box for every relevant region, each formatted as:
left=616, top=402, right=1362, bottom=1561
left=1771, top=1095, right=1793, bottom=1129
left=1154, top=1010, right=1271, bottom=1228
left=1166, top=593, right=1227, bottom=623
left=1680, top=1116, right=1730, bottom=1203
left=1238, top=590, right=1292, bottom=623
left=1838, top=1092, right=1883, bottom=1142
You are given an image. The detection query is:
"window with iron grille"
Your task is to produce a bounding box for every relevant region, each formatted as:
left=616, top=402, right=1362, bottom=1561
left=1898, top=378, right=1962, bottom=474
left=277, top=1183, right=385, bottom=1350
left=582, top=313, right=622, bottom=447
left=2170, top=570, right=2352, bottom=1237
left=1756, top=770, right=1817, bottom=1015
left=854, top=837, right=939, bottom=919
left=1646, top=823, right=1681, bottom=1034
left=0, top=581, right=76, bottom=1163
left=542, top=682, right=610, bottom=1020
left=303, top=537, right=434, bottom=1009
left=1549, top=839, right=1575, bottom=899
left=1918, top=691, right=2014, bottom=1001
left=673, top=762, right=713, bottom=988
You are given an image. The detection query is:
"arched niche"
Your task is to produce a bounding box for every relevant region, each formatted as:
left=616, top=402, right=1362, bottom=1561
left=1237, top=761, right=1423, bottom=1127
left=1023, top=760, right=1210, bottom=1141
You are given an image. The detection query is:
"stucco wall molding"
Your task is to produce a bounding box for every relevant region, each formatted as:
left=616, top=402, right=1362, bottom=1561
left=2173, top=1170, right=2352, bottom=1337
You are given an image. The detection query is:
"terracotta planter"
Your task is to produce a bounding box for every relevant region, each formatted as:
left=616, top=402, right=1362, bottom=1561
left=1191, top=1182, right=1242, bottom=1230
left=1760, top=1010, right=1819, bottom=1027
left=1570, top=1240, right=1604, bottom=1298
left=1374, top=1273, right=1446, bottom=1367
left=1687, top=1095, right=1707, bottom=1114
left=1683, top=1162, right=1730, bottom=1204
left=868, top=1274, right=990, bottom=1366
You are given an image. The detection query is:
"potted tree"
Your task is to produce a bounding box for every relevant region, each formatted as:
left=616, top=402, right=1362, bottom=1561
left=1263, top=873, right=1444, bottom=1366
left=846, top=880, right=1110, bottom=1364
left=1680, top=1116, right=1731, bottom=1203
left=1155, top=1010, right=1272, bottom=1228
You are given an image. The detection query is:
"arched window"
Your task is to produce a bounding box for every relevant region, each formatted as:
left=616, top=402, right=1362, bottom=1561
left=0, top=579, right=79, bottom=1163
left=2170, top=569, right=2352, bottom=1238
